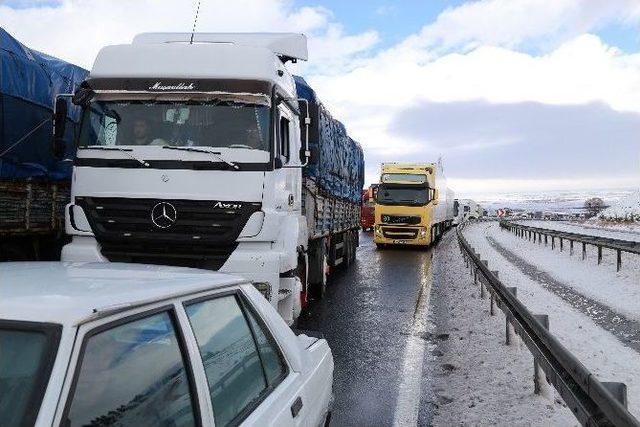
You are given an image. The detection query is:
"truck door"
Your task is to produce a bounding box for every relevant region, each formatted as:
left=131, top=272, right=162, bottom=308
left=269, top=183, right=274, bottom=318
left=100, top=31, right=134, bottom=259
left=276, top=104, right=301, bottom=212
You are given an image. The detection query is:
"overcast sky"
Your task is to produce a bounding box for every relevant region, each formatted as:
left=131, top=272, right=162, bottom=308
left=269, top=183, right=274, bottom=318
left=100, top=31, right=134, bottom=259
left=2, top=0, right=639, bottom=195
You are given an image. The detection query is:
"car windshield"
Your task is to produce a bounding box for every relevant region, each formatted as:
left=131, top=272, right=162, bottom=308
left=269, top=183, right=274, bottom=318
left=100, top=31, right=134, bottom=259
left=0, top=325, right=59, bottom=427
left=376, top=185, right=431, bottom=206
left=78, top=100, right=271, bottom=151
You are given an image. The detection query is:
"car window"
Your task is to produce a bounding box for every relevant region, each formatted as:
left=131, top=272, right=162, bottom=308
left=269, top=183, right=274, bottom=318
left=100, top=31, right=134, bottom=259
left=185, top=295, right=286, bottom=427
left=65, top=311, right=197, bottom=427
left=242, top=302, right=287, bottom=387
left=0, top=324, right=59, bottom=427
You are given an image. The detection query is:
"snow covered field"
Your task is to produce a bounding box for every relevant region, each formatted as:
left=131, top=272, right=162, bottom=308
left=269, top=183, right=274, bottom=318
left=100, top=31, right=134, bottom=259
left=461, top=222, right=640, bottom=419
left=517, top=219, right=640, bottom=243
left=428, top=230, right=576, bottom=426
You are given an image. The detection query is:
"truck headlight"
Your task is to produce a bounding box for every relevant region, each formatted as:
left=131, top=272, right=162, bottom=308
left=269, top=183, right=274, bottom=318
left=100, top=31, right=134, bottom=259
left=374, top=225, right=383, bottom=236
left=419, top=228, right=428, bottom=238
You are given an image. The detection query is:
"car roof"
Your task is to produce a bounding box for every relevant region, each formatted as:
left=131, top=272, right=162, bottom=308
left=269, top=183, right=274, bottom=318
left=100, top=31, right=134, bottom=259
left=0, top=262, right=247, bottom=326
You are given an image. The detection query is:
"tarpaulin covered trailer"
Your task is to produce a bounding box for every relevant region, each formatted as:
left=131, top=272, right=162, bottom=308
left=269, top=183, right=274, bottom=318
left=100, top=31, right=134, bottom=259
left=0, top=27, right=88, bottom=180
left=0, top=27, right=88, bottom=260
left=294, top=76, right=364, bottom=204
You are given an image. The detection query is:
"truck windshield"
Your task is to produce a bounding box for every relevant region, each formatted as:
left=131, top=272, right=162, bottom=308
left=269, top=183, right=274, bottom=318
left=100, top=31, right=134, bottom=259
left=0, top=324, right=60, bottom=427
left=376, top=185, right=432, bottom=206
left=78, top=100, right=271, bottom=151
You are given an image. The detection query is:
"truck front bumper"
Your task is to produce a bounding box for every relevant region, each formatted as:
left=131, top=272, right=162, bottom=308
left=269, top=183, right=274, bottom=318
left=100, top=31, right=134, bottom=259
left=373, top=225, right=431, bottom=246
left=61, top=237, right=290, bottom=308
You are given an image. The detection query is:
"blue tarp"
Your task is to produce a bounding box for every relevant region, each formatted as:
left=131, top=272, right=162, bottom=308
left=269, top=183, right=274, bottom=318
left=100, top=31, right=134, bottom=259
left=0, top=27, right=88, bottom=180
left=295, top=76, right=364, bottom=203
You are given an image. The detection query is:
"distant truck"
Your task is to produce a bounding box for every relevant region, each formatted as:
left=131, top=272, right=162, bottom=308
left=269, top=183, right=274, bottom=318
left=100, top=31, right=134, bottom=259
left=360, top=184, right=377, bottom=231
left=0, top=28, right=88, bottom=261
left=59, top=33, right=364, bottom=325
left=374, top=162, right=453, bottom=248
left=452, top=198, right=483, bottom=225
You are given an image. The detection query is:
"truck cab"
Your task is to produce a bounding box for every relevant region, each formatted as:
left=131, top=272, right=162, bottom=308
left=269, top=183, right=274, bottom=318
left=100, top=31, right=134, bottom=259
left=60, top=33, right=311, bottom=324
left=373, top=163, right=451, bottom=247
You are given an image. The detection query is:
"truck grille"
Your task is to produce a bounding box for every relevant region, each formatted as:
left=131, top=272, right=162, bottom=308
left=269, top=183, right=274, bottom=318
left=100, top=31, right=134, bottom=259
left=76, top=197, right=261, bottom=269
left=381, top=227, right=419, bottom=239
left=380, top=215, right=421, bottom=225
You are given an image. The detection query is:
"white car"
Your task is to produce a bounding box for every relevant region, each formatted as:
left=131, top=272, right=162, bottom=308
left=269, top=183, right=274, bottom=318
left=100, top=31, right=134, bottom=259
left=0, top=262, right=333, bottom=427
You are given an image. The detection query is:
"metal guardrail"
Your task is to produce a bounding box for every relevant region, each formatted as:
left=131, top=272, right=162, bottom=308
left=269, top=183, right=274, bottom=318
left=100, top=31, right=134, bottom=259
left=456, top=224, right=639, bottom=427
left=500, top=220, right=640, bottom=271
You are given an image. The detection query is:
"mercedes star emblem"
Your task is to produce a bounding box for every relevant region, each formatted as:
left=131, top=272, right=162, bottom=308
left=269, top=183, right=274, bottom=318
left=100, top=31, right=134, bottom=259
left=151, top=202, right=177, bottom=229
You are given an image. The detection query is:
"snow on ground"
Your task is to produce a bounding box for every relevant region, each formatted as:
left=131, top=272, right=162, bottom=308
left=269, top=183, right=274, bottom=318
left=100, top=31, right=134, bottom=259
left=463, top=222, right=640, bottom=419
left=428, top=230, right=576, bottom=426
left=598, top=191, right=640, bottom=222
left=496, top=222, right=640, bottom=322
left=517, top=219, right=640, bottom=242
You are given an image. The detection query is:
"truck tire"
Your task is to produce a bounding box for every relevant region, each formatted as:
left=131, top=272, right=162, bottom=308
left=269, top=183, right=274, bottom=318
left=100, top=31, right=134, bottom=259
left=309, top=239, right=328, bottom=300
left=376, top=243, right=386, bottom=250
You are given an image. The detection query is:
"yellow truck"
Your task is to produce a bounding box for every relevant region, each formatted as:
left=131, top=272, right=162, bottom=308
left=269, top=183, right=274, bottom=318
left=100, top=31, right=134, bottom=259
left=374, top=162, right=454, bottom=248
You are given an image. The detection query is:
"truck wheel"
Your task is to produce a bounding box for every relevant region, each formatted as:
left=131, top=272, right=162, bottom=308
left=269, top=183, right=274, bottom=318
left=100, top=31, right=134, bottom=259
left=376, top=243, right=386, bottom=250
left=309, top=239, right=329, bottom=300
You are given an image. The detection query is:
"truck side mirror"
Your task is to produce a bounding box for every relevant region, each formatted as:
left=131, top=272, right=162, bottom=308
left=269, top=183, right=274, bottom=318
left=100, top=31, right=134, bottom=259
left=274, top=157, right=283, bottom=169
left=52, top=97, right=68, bottom=160
left=432, top=189, right=439, bottom=205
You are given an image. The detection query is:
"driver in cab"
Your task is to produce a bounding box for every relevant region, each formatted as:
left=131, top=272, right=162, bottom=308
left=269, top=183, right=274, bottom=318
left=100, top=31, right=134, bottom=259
left=130, top=118, right=168, bottom=146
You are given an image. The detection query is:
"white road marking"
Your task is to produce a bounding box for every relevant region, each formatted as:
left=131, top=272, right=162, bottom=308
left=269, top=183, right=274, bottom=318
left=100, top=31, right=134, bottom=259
left=393, top=263, right=433, bottom=426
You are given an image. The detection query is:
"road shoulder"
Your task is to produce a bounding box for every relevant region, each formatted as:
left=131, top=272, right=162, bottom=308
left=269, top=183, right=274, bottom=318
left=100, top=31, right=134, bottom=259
left=425, top=230, right=575, bottom=426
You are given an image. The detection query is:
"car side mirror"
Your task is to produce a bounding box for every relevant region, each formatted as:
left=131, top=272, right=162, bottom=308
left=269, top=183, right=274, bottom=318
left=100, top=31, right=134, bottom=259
left=52, top=97, right=68, bottom=160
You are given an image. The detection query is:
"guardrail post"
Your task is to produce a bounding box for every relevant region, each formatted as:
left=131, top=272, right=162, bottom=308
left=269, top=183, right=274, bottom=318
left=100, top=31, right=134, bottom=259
left=617, top=250, right=622, bottom=272
left=569, top=240, right=574, bottom=256
left=505, top=287, right=518, bottom=345
left=597, top=246, right=602, bottom=265
left=559, top=238, right=563, bottom=252
left=582, top=242, right=586, bottom=260
left=490, top=271, right=499, bottom=316
left=551, top=236, right=555, bottom=250
left=480, top=260, right=488, bottom=299
left=533, top=314, right=552, bottom=398
left=602, top=382, right=628, bottom=408
left=544, top=234, right=548, bottom=246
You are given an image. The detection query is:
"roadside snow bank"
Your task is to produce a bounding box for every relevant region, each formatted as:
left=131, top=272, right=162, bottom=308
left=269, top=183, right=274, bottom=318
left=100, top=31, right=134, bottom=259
left=463, top=223, right=640, bottom=419
left=495, top=222, right=640, bottom=322
left=429, top=231, right=575, bottom=426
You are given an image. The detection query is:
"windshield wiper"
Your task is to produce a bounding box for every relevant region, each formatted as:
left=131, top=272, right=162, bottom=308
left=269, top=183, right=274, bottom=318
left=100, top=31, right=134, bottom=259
left=79, top=146, right=149, bottom=167
left=161, top=146, right=239, bottom=170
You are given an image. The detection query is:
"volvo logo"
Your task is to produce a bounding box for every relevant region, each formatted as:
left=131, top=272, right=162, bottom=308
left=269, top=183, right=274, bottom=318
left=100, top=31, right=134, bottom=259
left=161, top=174, right=169, bottom=183
left=151, top=202, right=177, bottom=229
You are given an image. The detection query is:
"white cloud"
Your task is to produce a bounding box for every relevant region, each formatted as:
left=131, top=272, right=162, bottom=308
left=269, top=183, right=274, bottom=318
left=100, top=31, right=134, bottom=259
left=414, top=0, right=640, bottom=50
left=306, top=32, right=640, bottom=191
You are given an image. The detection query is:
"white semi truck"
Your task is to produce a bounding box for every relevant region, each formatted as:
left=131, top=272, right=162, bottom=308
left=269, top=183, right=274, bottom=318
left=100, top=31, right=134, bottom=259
left=59, top=33, right=364, bottom=325
left=452, top=198, right=483, bottom=225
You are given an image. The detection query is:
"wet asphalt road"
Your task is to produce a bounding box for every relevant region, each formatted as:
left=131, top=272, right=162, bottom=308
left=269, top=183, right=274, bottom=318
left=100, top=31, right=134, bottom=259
left=298, top=231, right=435, bottom=426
